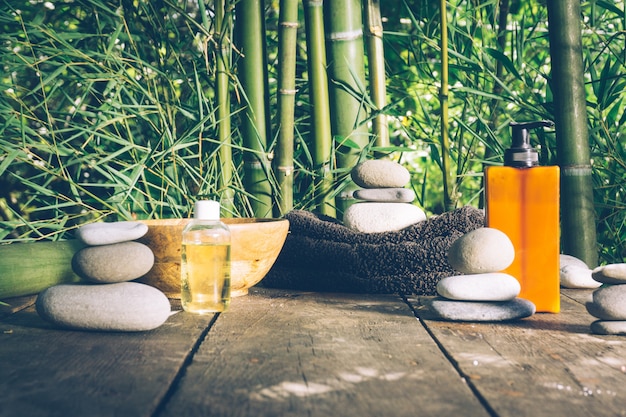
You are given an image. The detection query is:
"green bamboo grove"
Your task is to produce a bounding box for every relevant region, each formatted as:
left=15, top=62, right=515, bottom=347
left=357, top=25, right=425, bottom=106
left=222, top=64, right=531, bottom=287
left=2, top=1, right=624, bottom=265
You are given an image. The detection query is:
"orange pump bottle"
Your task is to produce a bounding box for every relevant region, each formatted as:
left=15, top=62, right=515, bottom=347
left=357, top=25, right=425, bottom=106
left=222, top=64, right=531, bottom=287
left=485, top=121, right=560, bottom=313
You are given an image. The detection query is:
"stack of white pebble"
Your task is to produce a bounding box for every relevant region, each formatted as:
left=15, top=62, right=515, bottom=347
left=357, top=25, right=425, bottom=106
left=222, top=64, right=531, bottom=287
left=584, top=263, right=626, bottom=335
left=428, top=227, right=536, bottom=322
left=36, top=222, right=171, bottom=332
left=343, top=159, right=426, bottom=233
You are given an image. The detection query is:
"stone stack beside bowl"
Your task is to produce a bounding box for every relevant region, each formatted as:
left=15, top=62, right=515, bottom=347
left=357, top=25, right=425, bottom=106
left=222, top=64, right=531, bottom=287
left=586, top=263, right=626, bottom=335
left=36, top=222, right=171, bottom=332
left=344, top=159, right=426, bottom=233
left=427, top=227, right=536, bottom=322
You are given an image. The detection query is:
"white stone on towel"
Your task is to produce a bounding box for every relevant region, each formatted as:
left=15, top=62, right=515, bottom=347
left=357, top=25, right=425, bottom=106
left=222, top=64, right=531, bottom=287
left=343, top=202, right=426, bottom=233
left=353, top=188, right=416, bottom=203
left=351, top=160, right=410, bottom=189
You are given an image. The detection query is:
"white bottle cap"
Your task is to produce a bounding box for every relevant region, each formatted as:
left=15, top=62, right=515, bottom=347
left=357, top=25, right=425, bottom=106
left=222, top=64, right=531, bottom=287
left=194, top=200, right=220, bottom=220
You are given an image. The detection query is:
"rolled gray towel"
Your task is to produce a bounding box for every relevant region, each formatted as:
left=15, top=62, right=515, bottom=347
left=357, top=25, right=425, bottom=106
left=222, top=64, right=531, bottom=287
left=262, top=206, right=486, bottom=295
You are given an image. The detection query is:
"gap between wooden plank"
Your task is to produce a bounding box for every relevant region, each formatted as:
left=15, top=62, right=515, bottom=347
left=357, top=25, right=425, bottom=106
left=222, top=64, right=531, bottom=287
left=408, top=291, right=626, bottom=417
left=158, top=288, right=492, bottom=417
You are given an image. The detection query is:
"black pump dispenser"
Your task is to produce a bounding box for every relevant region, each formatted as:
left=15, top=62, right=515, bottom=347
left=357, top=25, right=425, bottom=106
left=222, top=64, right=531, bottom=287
left=504, top=120, right=554, bottom=168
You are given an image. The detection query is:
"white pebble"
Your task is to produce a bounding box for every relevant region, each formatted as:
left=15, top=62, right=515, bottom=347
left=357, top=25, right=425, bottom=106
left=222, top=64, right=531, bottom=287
left=36, top=282, right=171, bottom=332
left=76, top=221, right=148, bottom=246
left=72, top=241, right=155, bottom=283
left=447, top=228, right=515, bottom=274
left=343, top=203, right=426, bottom=233
left=592, top=263, right=626, bottom=285
left=560, top=264, right=600, bottom=289
left=436, top=273, right=520, bottom=301
left=351, top=160, right=410, bottom=189
left=560, top=254, right=588, bottom=270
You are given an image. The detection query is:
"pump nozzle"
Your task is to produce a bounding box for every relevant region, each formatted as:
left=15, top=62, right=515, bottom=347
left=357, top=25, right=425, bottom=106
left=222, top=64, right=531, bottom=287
left=504, top=120, right=554, bottom=168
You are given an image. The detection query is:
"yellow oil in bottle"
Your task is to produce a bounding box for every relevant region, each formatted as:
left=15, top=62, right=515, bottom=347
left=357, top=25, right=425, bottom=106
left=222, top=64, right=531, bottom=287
left=181, top=200, right=231, bottom=314
left=181, top=243, right=231, bottom=314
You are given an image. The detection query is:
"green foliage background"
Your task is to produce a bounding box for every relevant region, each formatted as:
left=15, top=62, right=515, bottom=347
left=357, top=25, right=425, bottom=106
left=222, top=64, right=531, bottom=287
left=0, top=0, right=624, bottom=263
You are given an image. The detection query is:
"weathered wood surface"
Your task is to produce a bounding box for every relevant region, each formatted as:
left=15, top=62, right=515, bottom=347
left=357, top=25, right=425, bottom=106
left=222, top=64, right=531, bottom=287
left=408, top=288, right=626, bottom=417
left=158, top=290, right=487, bottom=417
left=0, top=299, right=213, bottom=417
left=1, top=287, right=626, bottom=417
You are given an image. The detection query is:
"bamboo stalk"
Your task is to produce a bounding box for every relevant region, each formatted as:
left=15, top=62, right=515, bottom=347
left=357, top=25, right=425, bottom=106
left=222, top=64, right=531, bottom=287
left=481, top=0, right=510, bottom=210
left=214, top=0, right=235, bottom=215
left=324, top=0, right=369, bottom=214
left=304, top=0, right=335, bottom=216
left=364, top=0, right=389, bottom=150
left=439, top=0, right=455, bottom=211
left=547, top=0, right=598, bottom=267
left=274, top=0, right=299, bottom=217
left=235, top=0, right=273, bottom=218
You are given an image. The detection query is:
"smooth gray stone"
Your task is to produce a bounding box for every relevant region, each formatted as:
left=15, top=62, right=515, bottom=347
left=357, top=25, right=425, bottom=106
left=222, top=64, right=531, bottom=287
left=36, top=282, right=171, bottom=332
left=560, top=254, right=588, bottom=270
left=436, top=273, right=520, bottom=301
left=447, top=227, right=515, bottom=274
left=343, top=202, right=426, bottom=233
left=586, top=302, right=615, bottom=320
left=351, top=160, right=410, bottom=189
left=427, top=297, right=535, bottom=322
left=560, top=264, right=600, bottom=289
left=590, top=320, right=626, bottom=335
left=592, top=264, right=626, bottom=285
left=76, top=221, right=148, bottom=246
left=589, top=285, right=626, bottom=320
left=353, top=188, right=416, bottom=203
left=72, top=241, right=154, bottom=283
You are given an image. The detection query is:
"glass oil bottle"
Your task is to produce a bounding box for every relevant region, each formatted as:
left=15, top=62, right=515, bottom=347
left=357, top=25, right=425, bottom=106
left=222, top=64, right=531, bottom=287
left=181, top=200, right=231, bottom=314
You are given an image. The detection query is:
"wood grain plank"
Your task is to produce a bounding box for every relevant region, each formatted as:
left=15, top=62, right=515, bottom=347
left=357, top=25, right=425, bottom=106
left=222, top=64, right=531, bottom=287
left=409, top=291, right=626, bottom=417
left=159, top=288, right=490, bottom=417
left=0, top=301, right=212, bottom=417
left=0, top=295, right=36, bottom=319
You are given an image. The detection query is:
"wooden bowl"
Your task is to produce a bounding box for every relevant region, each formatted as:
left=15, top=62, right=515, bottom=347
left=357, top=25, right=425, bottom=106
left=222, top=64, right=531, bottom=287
left=136, top=218, right=289, bottom=298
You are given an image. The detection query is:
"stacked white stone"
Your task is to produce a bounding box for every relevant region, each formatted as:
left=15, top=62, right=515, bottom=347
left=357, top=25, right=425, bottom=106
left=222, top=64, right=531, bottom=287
left=343, top=159, right=426, bottom=233
left=586, top=263, right=626, bottom=335
left=36, top=222, right=171, bottom=332
left=428, top=228, right=536, bottom=322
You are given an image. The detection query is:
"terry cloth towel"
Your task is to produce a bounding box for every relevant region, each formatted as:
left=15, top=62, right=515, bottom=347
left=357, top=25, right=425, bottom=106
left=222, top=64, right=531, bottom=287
left=262, top=206, right=486, bottom=296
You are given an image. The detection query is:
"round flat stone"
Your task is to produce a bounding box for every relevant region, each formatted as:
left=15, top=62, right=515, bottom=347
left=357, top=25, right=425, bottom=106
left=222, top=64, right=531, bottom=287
left=447, top=227, right=515, bottom=274
left=590, top=320, right=626, bottom=335
left=436, top=273, right=520, bottom=301
left=592, top=263, right=626, bottom=285
left=560, top=264, right=601, bottom=289
left=560, top=254, right=588, bottom=270
left=590, top=285, right=626, bottom=320
left=76, top=221, right=148, bottom=246
left=353, top=188, right=416, bottom=203
left=72, top=241, right=154, bottom=283
left=351, top=160, right=410, bottom=189
left=427, top=297, right=535, bottom=322
left=343, top=202, right=426, bottom=233
left=36, top=282, right=171, bottom=332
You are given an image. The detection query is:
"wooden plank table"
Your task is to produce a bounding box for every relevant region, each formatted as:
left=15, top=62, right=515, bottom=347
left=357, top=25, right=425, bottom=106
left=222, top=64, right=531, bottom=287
left=1, top=287, right=625, bottom=417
